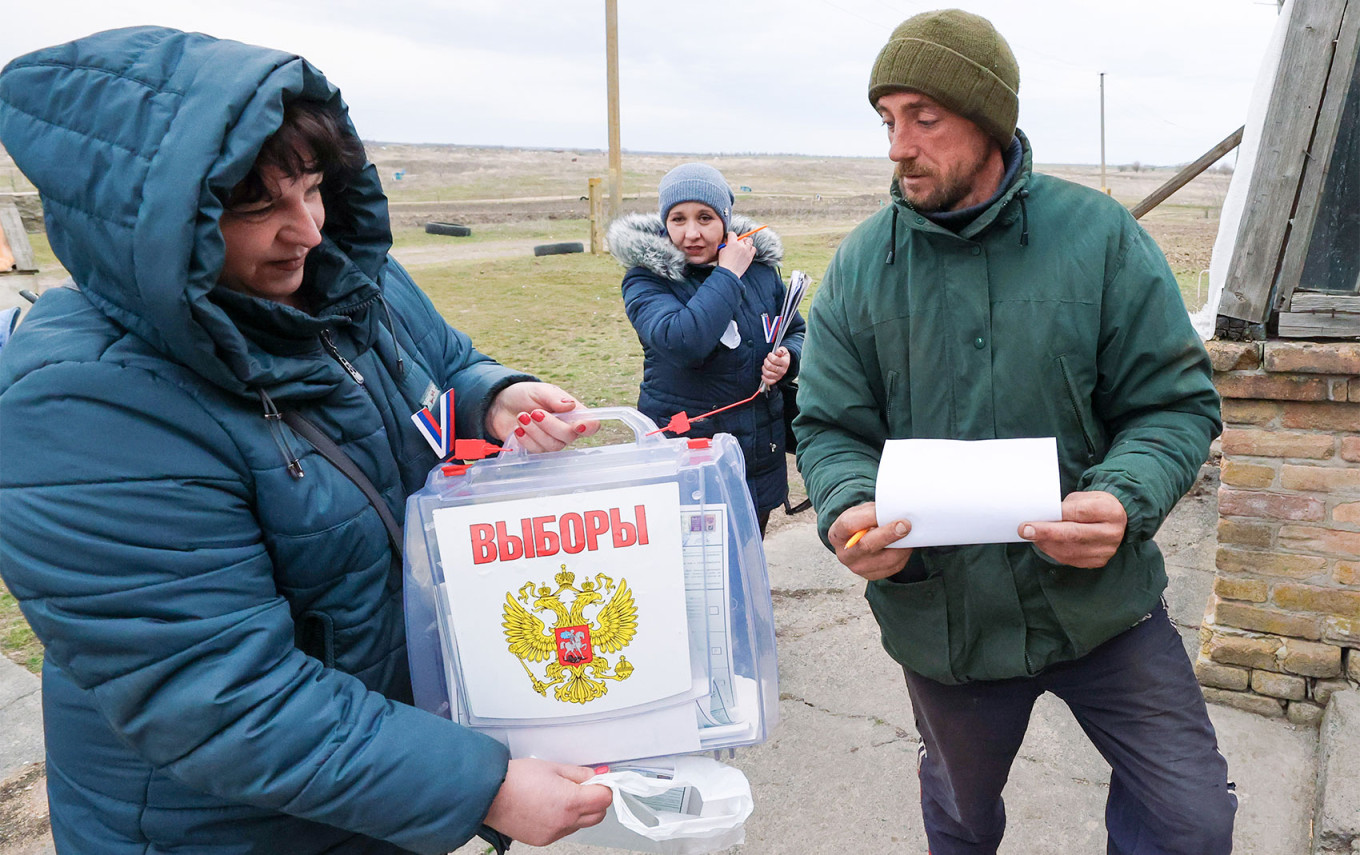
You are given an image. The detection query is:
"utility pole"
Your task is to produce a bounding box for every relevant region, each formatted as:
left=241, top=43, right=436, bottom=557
left=1099, top=72, right=1107, bottom=194
left=605, top=0, right=622, bottom=220
left=588, top=177, right=605, bottom=254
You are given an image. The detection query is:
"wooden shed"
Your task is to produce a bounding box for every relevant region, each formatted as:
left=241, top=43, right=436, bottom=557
left=1214, top=0, right=1359, bottom=338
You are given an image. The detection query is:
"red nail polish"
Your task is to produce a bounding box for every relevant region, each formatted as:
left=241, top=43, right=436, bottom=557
left=515, top=427, right=526, bottom=437
left=594, top=765, right=610, bottom=775
left=575, top=424, right=587, bottom=434
left=531, top=410, right=545, bottom=422
left=517, top=413, right=531, bottom=425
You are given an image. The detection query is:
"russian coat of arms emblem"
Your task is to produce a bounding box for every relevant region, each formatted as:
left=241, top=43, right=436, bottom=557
left=502, top=565, right=638, bottom=704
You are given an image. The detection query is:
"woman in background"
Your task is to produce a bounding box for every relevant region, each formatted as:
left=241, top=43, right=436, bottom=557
left=610, top=163, right=805, bottom=535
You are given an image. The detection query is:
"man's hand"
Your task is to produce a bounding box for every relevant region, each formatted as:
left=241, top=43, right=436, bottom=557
left=483, top=758, right=612, bottom=846
left=1019, top=490, right=1127, bottom=568
left=485, top=382, right=599, bottom=452
left=829, top=501, right=913, bottom=581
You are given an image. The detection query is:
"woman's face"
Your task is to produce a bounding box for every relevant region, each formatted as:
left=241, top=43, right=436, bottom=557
left=218, top=165, right=325, bottom=308
left=665, top=202, right=725, bottom=265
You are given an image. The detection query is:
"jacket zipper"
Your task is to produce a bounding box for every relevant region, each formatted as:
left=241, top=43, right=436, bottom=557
left=321, top=329, right=365, bottom=386
left=885, top=370, right=899, bottom=426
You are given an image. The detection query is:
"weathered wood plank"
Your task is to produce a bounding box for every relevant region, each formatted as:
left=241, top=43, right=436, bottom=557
left=1217, top=0, right=1348, bottom=323
left=0, top=199, right=37, bottom=273
left=1130, top=127, right=1243, bottom=220
left=1290, top=293, right=1360, bottom=312
left=1279, top=0, right=1360, bottom=310
left=1277, top=312, right=1360, bottom=337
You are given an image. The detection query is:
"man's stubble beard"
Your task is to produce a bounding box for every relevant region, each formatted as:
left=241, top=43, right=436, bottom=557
left=893, top=139, right=993, bottom=213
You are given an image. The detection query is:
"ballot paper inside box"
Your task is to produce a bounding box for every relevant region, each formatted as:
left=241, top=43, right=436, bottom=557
left=403, top=408, right=779, bottom=767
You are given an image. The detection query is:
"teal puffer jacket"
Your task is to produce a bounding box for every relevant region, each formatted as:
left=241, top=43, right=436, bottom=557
left=0, top=27, right=525, bottom=854
left=794, top=132, right=1220, bottom=684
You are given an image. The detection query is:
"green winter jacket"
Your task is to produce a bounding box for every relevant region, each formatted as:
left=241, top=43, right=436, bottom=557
left=794, top=133, right=1220, bottom=684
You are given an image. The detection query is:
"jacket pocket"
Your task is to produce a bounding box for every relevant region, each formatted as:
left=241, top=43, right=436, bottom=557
left=1056, top=354, right=1098, bottom=465
left=296, top=611, right=336, bottom=668
left=864, top=574, right=956, bottom=684
left=1034, top=543, right=1166, bottom=658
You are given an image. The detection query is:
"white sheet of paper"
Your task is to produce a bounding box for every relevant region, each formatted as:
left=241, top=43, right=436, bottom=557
left=720, top=320, right=741, bottom=349
left=497, top=700, right=702, bottom=765
left=679, top=504, right=735, bottom=723
left=433, top=482, right=693, bottom=720
left=875, top=437, right=1062, bottom=548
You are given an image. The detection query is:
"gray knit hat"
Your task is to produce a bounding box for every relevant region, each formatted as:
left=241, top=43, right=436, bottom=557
left=657, top=163, right=734, bottom=232
left=868, top=9, right=1020, bottom=149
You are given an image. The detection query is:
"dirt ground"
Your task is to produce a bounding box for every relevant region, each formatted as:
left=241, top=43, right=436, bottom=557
left=0, top=765, right=47, bottom=855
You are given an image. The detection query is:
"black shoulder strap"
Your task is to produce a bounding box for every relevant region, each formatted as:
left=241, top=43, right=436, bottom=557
left=280, top=410, right=404, bottom=557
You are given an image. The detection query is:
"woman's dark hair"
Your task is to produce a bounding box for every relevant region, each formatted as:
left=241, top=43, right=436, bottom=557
left=225, top=99, right=367, bottom=208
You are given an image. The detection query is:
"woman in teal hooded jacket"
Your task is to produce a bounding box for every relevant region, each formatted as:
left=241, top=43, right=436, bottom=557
left=0, top=27, right=611, bottom=855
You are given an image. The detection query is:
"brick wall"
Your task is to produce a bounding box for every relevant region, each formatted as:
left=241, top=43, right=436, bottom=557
left=1198, top=341, right=1360, bottom=726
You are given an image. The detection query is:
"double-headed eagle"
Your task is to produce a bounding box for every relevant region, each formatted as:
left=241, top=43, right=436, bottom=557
left=502, top=566, right=638, bottom=704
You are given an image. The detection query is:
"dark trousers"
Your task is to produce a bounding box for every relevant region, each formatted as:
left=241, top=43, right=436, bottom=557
left=904, top=606, right=1236, bottom=855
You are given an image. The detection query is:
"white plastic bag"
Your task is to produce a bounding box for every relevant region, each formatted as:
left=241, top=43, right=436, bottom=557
left=565, top=756, right=754, bottom=854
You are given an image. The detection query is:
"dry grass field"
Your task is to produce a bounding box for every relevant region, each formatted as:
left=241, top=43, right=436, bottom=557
left=374, top=143, right=1229, bottom=312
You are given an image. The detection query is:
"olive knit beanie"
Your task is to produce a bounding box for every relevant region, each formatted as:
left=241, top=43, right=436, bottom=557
left=868, top=9, right=1020, bottom=149
left=657, top=163, right=734, bottom=232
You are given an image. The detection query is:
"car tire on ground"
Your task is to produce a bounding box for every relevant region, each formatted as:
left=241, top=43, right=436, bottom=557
left=533, top=242, right=585, bottom=257
left=425, top=222, right=471, bottom=237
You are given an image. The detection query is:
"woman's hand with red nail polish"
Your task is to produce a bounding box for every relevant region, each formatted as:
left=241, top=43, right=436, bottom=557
left=486, top=382, right=601, bottom=452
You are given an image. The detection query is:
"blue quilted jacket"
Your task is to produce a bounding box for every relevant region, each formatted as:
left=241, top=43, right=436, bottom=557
left=0, top=27, right=525, bottom=854
left=608, top=213, right=805, bottom=515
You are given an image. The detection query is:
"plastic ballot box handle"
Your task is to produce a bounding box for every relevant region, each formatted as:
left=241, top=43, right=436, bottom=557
left=499, top=406, right=664, bottom=458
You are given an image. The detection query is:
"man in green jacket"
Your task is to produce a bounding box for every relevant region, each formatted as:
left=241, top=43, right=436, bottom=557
left=794, top=9, right=1235, bottom=854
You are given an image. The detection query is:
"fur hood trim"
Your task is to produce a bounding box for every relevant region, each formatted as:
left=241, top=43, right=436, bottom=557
left=606, top=212, right=784, bottom=281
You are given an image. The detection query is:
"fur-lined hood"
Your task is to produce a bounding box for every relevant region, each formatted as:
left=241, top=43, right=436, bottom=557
left=607, top=212, right=784, bottom=282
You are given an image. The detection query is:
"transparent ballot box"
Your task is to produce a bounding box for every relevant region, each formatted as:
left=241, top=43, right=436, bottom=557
left=404, top=408, right=778, bottom=766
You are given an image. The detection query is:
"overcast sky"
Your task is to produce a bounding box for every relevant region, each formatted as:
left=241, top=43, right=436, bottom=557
left=3, top=0, right=1282, bottom=165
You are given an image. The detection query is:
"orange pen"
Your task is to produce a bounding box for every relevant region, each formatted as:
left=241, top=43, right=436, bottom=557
left=717, top=224, right=769, bottom=250
left=845, top=528, right=870, bottom=548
